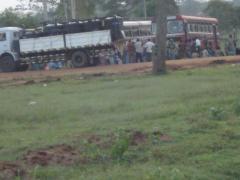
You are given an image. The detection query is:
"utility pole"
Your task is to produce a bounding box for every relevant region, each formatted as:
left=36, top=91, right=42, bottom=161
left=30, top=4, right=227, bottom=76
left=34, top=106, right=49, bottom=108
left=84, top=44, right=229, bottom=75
left=143, top=0, right=147, bottom=19
left=43, top=0, right=48, bottom=21
left=36, top=0, right=48, bottom=21
left=63, top=0, right=69, bottom=21
left=71, top=0, right=76, bottom=19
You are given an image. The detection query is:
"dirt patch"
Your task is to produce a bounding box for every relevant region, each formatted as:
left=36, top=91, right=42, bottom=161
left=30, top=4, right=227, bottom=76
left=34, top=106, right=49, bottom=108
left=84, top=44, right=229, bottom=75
left=22, top=144, right=84, bottom=167
left=86, top=133, right=116, bottom=149
left=0, top=161, right=25, bottom=180
left=130, top=131, right=148, bottom=145
left=209, top=59, right=226, bottom=65
left=0, top=56, right=240, bottom=84
left=152, top=131, right=173, bottom=142
left=159, top=134, right=173, bottom=142
left=23, top=80, right=35, bottom=85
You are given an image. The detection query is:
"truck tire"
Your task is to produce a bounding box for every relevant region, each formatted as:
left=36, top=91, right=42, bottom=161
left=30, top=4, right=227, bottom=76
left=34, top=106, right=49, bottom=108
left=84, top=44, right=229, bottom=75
left=16, top=64, right=29, bottom=72
left=0, top=55, right=16, bottom=72
left=71, top=50, right=89, bottom=68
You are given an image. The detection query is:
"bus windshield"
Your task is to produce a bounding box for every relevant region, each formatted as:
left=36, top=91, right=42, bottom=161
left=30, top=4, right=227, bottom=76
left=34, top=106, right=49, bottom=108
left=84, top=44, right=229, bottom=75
left=167, top=20, right=184, bottom=34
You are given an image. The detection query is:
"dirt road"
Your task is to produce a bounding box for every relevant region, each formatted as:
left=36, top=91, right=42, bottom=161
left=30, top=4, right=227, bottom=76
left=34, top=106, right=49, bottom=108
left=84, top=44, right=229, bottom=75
left=0, top=56, right=239, bottom=83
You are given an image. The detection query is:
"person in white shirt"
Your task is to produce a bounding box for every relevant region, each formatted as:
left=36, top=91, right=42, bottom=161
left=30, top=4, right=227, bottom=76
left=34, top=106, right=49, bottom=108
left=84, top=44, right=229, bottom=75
left=135, top=39, right=143, bottom=63
left=144, top=39, right=155, bottom=61
left=195, top=38, right=201, bottom=57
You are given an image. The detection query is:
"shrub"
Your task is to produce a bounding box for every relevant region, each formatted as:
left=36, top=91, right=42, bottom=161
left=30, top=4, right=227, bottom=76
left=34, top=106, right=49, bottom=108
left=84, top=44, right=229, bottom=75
left=111, top=131, right=130, bottom=161
left=209, top=107, right=226, bottom=120
left=233, top=100, right=240, bottom=116
left=221, top=128, right=237, bottom=140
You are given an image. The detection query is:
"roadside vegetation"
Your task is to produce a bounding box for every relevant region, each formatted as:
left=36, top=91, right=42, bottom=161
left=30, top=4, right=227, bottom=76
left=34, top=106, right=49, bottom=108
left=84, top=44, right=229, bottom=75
left=1, top=65, right=240, bottom=179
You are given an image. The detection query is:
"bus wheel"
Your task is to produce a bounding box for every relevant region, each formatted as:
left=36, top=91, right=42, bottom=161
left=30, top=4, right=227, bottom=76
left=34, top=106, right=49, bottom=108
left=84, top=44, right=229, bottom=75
left=71, top=50, right=89, bottom=68
left=0, top=55, right=16, bottom=72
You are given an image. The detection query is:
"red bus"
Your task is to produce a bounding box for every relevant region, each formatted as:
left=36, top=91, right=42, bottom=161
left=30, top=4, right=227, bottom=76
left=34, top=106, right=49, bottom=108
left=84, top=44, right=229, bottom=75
left=167, top=15, right=219, bottom=58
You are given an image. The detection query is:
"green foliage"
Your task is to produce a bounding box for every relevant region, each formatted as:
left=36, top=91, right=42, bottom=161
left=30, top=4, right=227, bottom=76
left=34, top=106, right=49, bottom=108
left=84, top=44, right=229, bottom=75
left=205, top=0, right=240, bottom=30
left=146, top=167, right=186, bottom=180
left=233, top=99, right=240, bottom=116
left=180, top=0, right=207, bottom=16
left=1, top=65, right=240, bottom=179
left=0, top=8, right=41, bottom=28
left=96, top=0, right=178, bottom=18
left=111, top=130, right=130, bottom=160
left=209, top=107, right=226, bottom=121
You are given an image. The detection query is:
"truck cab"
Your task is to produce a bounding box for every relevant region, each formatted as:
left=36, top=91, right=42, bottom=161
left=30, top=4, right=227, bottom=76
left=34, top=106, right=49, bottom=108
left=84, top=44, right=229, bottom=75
left=0, top=27, right=22, bottom=72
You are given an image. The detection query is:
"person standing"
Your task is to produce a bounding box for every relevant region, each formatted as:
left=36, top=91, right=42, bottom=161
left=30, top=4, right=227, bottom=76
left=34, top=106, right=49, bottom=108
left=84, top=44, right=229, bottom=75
left=195, top=37, right=201, bottom=57
left=166, top=39, right=176, bottom=60
left=144, top=39, right=155, bottom=62
left=225, top=34, right=236, bottom=56
left=123, top=45, right=129, bottom=64
left=186, top=39, right=192, bottom=58
left=135, top=39, right=143, bottom=63
left=127, top=40, right=135, bottom=63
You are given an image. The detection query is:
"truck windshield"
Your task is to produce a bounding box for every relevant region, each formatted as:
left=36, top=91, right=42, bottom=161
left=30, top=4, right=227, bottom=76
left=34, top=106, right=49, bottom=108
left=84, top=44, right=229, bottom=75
left=167, top=20, right=184, bottom=34
left=0, top=32, right=6, bottom=41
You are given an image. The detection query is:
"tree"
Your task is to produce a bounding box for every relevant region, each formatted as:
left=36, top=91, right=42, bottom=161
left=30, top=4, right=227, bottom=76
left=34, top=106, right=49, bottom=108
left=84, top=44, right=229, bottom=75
left=98, top=0, right=138, bottom=17
left=74, top=0, right=95, bottom=18
left=17, top=0, right=59, bottom=21
left=0, top=8, right=41, bottom=28
left=204, top=0, right=239, bottom=30
left=180, top=0, right=207, bottom=16
left=153, top=0, right=178, bottom=74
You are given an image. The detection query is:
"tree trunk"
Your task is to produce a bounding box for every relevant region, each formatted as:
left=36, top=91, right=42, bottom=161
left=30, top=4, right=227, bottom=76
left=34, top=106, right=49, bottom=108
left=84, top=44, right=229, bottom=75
left=153, top=0, right=178, bottom=74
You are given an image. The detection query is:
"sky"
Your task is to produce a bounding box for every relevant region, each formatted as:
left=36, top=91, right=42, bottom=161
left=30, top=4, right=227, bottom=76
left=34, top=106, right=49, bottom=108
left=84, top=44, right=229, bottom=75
left=0, top=0, right=19, bottom=11
left=0, top=0, right=232, bottom=12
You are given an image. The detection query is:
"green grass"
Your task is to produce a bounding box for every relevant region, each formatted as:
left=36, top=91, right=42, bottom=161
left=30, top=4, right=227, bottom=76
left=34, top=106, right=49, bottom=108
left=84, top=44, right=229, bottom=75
left=1, top=65, right=240, bottom=179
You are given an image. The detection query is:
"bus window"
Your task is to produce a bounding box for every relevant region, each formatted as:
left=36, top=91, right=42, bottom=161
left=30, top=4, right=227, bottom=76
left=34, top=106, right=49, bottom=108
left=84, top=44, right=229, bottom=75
left=198, top=24, right=201, bottom=32
left=204, top=25, right=208, bottom=32
left=194, top=24, right=198, bottom=32
left=208, top=25, right=213, bottom=33
left=188, top=24, right=191, bottom=32
left=190, top=24, right=194, bottom=32
left=200, top=24, right=204, bottom=32
left=0, top=33, right=6, bottom=41
left=167, top=20, right=184, bottom=34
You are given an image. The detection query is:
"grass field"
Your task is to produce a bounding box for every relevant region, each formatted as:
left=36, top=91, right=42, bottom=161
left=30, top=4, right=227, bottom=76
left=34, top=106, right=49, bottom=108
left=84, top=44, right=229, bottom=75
left=1, top=65, right=240, bottom=180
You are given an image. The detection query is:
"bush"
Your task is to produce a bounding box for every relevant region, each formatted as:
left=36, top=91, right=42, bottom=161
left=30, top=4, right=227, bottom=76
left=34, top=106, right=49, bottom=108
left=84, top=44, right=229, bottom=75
left=111, top=131, right=130, bottom=161
left=221, top=128, right=237, bottom=140
left=233, top=100, right=240, bottom=116
left=209, top=107, right=226, bottom=120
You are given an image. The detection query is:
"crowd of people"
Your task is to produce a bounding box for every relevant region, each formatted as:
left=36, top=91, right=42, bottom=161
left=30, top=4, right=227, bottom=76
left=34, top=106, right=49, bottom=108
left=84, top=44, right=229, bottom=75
left=98, top=38, right=156, bottom=66
left=166, top=37, right=222, bottom=60
left=166, top=35, right=238, bottom=60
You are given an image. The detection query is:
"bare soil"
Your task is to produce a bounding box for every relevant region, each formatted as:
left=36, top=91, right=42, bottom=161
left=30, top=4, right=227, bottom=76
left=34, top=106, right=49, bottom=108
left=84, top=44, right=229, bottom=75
left=0, top=161, right=25, bottom=180
left=0, top=56, right=239, bottom=86
left=22, top=144, right=83, bottom=167
left=152, top=131, right=173, bottom=142
left=86, top=133, right=116, bottom=149
left=130, top=131, right=148, bottom=146
left=0, top=130, right=173, bottom=179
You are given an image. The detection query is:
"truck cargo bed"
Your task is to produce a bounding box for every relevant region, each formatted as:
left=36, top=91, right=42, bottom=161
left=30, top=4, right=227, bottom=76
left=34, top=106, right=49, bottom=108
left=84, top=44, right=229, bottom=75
left=20, top=35, right=64, bottom=53
left=19, top=30, right=112, bottom=54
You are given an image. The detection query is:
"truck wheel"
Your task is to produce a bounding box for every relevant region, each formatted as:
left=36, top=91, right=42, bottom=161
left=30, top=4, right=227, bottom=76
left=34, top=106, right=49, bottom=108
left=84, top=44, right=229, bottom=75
left=71, top=50, right=89, bottom=68
left=0, top=55, right=16, bottom=72
left=16, top=64, right=29, bottom=71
